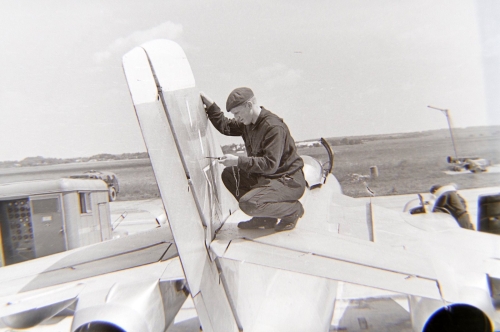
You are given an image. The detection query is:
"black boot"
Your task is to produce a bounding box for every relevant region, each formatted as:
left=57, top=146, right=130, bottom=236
left=238, top=217, right=278, bottom=229
left=275, top=205, right=304, bottom=232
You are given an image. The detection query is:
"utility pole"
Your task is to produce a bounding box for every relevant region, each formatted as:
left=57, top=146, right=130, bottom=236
left=427, top=105, right=458, bottom=160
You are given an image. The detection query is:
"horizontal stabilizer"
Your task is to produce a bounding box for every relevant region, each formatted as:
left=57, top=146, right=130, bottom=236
left=215, top=238, right=441, bottom=300
left=0, top=227, right=176, bottom=295
left=0, top=283, right=83, bottom=328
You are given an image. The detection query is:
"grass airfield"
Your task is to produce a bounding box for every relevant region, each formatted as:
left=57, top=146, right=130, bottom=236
left=326, top=126, right=500, bottom=198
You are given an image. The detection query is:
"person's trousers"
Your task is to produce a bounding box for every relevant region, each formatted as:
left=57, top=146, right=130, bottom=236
left=221, top=167, right=306, bottom=219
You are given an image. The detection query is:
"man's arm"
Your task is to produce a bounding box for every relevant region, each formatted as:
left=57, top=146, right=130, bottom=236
left=238, top=126, right=285, bottom=175
left=201, top=92, right=243, bottom=136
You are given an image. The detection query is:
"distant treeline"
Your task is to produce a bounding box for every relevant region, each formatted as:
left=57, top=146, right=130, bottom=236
left=301, top=125, right=500, bottom=148
left=0, top=152, right=150, bottom=168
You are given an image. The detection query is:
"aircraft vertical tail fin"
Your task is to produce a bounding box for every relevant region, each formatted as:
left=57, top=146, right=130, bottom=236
left=122, top=40, right=239, bottom=332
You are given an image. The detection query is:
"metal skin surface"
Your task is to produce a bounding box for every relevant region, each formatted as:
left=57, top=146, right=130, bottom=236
left=218, top=258, right=338, bottom=331
left=122, top=41, right=239, bottom=332
left=71, top=275, right=187, bottom=332
left=2, top=284, right=82, bottom=329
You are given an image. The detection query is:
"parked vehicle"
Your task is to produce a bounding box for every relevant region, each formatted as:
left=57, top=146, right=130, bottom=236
left=69, top=170, right=120, bottom=201
left=0, top=178, right=112, bottom=266
left=447, top=156, right=491, bottom=173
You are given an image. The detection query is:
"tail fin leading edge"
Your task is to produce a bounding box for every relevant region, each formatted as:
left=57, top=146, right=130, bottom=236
left=122, top=40, right=239, bottom=332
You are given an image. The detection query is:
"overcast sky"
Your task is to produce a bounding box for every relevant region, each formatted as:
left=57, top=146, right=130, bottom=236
left=0, top=0, right=499, bottom=161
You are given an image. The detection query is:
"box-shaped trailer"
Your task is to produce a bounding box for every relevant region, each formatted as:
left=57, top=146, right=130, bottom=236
left=0, top=178, right=112, bottom=266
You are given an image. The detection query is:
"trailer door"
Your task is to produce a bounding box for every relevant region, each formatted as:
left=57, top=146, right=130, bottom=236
left=98, top=202, right=111, bottom=241
left=30, top=194, right=66, bottom=258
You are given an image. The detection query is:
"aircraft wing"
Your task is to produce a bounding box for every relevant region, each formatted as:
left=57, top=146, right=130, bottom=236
left=212, top=226, right=439, bottom=300
left=0, top=227, right=188, bottom=331
left=123, top=39, right=500, bottom=331
left=351, top=186, right=500, bottom=233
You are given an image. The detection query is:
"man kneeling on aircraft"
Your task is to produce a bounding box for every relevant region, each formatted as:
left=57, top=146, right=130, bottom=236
left=430, top=183, right=475, bottom=230
left=201, top=87, right=306, bottom=231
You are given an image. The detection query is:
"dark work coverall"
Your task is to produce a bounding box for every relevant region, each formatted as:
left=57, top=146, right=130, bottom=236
left=434, top=191, right=474, bottom=230
left=206, top=103, right=305, bottom=220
